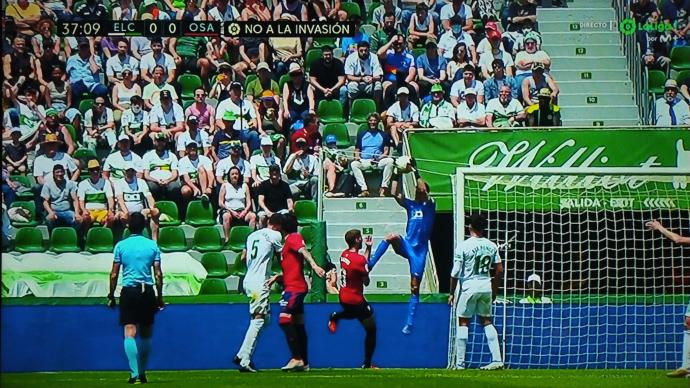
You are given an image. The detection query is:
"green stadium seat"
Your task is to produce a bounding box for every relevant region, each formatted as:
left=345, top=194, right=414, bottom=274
left=278, top=74, right=291, bottom=92
left=193, top=226, right=223, bottom=252
left=78, top=99, right=95, bottom=115
left=185, top=200, right=215, bottom=226
left=200, top=252, right=231, bottom=278
left=182, top=99, right=194, bottom=110
left=85, top=227, right=114, bottom=253
left=299, top=225, right=316, bottom=250
left=178, top=74, right=203, bottom=99
left=341, top=1, right=361, bottom=17
left=676, top=70, right=690, bottom=85
left=647, top=69, right=667, bottom=95
left=350, top=98, right=377, bottom=124
left=122, top=227, right=152, bottom=239
left=50, top=227, right=80, bottom=253
left=317, top=100, right=346, bottom=124
left=155, top=201, right=181, bottom=226
left=360, top=23, right=376, bottom=36
left=244, top=73, right=258, bottom=90
left=63, top=123, right=79, bottom=146
left=229, top=252, right=247, bottom=276
left=322, top=123, right=350, bottom=148
left=158, top=226, right=187, bottom=252
left=411, top=47, right=426, bottom=58
left=199, top=278, right=229, bottom=294
left=14, top=228, right=45, bottom=253
left=9, top=201, right=39, bottom=227
left=670, top=46, right=690, bottom=72
left=313, top=37, right=336, bottom=48
left=365, top=2, right=381, bottom=24
left=226, top=225, right=253, bottom=252
left=8, top=176, right=35, bottom=201
left=294, top=200, right=318, bottom=225
left=305, top=48, right=323, bottom=73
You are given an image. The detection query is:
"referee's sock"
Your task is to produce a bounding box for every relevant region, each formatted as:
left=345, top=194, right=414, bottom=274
left=369, top=241, right=390, bottom=269
left=124, top=337, right=139, bottom=378
left=139, top=337, right=152, bottom=374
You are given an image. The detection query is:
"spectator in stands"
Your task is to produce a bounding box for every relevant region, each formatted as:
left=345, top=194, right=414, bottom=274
left=257, top=91, right=287, bottom=160
left=111, top=66, right=142, bottom=121
left=641, top=14, right=671, bottom=72
left=662, top=0, right=690, bottom=47
left=653, top=79, right=690, bottom=126
left=209, top=63, right=235, bottom=101
left=282, top=63, right=316, bottom=130
left=526, top=88, right=561, bottom=127
left=350, top=113, right=394, bottom=197
left=219, top=166, right=257, bottom=243
left=450, top=65, right=485, bottom=107
left=345, top=41, right=384, bottom=110
left=208, top=0, right=241, bottom=21
left=513, top=33, right=551, bottom=91
left=37, top=109, right=77, bottom=156
left=251, top=136, right=283, bottom=186
left=238, top=35, right=267, bottom=76
left=140, top=37, right=176, bottom=85
left=270, top=21, right=304, bottom=79
left=284, top=137, right=320, bottom=199
left=503, top=0, right=538, bottom=54
left=479, top=30, right=514, bottom=80
left=289, top=113, right=323, bottom=154
left=216, top=140, right=252, bottom=185
left=112, top=0, right=138, bottom=20
left=476, top=21, right=505, bottom=56
left=340, top=15, right=370, bottom=57
left=446, top=42, right=472, bottom=83
left=522, top=62, right=559, bottom=106
left=518, top=274, right=553, bottom=304
left=322, top=134, right=351, bottom=198
left=246, top=62, right=280, bottom=108
left=149, top=90, right=185, bottom=140
left=143, top=133, right=181, bottom=201
left=385, top=87, right=419, bottom=149
left=74, top=0, right=109, bottom=21
left=419, top=83, right=456, bottom=128
left=114, top=166, right=161, bottom=241
left=32, top=19, right=59, bottom=58
left=371, top=12, right=404, bottom=53
left=485, top=84, right=525, bottom=128
left=212, top=112, right=248, bottom=161
left=455, top=87, right=486, bottom=128
left=83, top=96, right=116, bottom=152
left=257, top=164, right=294, bottom=226
left=2, top=167, right=18, bottom=208
left=33, top=134, right=80, bottom=187
left=176, top=0, right=207, bottom=20
left=121, top=96, right=151, bottom=156
left=169, top=36, right=212, bottom=86
left=42, top=164, right=82, bottom=232
left=484, top=59, right=519, bottom=101
left=129, top=36, right=152, bottom=61
left=106, top=39, right=140, bottom=85
left=5, top=0, right=42, bottom=36
left=407, top=3, right=437, bottom=49
left=185, top=88, right=215, bottom=134
left=273, top=0, right=309, bottom=21
left=309, top=45, right=347, bottom=105
left=3, top=36, right=37, bottom=100
left=179, top=141, right=215, bottom=203
left=631, top=0, right=659, bottom=25
left=372, top=0, right=403, bottom=28
left=142, top=65, right=179, bottom=109
left=142, top=0, right=172, bottom=19
left=177, top=115, right=211, bottom=158
left=378, top=34, right=419, bottom=106
left=308, top=0, right=347, bottom=21
left=4, top=88, right=44, bottom=143
left=4, top=128, right=28, bottom=176
left=416, top=41, right=449, bottom=100
left=242, top=0, right=272, bottom=21
left=438, top=16, right=477, bottom=65
left=78, top=159, right=115, bottom=232
left=44, top=66, right=81, bottom=130
left=66, top=39, right=108, bottom=98
left=215, top=82, right=263, bottom=153
left=440, top=0, right=474, bottom=33
left=104, top=134, right=144, bottom=182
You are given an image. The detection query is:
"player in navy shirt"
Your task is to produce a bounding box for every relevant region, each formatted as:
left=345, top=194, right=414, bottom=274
left=368, top=158, right=435, bottom=334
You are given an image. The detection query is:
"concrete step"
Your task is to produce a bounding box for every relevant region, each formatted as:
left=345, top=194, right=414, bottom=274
left=537, top=7, right=615, bottom=22
left=557, top=93, right=636, bottom=106
left=327, top=222, right=406, bottom=238
left=552, top=56, right=627, bottom=70
left=364, top=275, right=412, bottom=294
left=323, top=197, right=401, bottom=211
left=561, top=118, right=641, bottom=127
left=537, top=20, right=618, bottom=33
left=566, top=0, right=612, bottom=8
left=557, top=80, right=633, bottom=94
left=541, top=44, right=622, bottom=57
left=561, top=105, right=639, bottom=120
left=551, top=69, right=629, bottom=81
left=323, top=209, right=407, bottom=224
left=540, top=31, right=620, bottom=44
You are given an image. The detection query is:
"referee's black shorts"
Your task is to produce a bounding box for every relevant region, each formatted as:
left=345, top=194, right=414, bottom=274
left=340, top=301, right=374, bottom=322
left=119, top=284, right=157, bottom=326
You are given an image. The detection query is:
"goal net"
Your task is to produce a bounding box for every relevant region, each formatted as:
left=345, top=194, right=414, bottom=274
left=448, top=167, right=690, bottom=369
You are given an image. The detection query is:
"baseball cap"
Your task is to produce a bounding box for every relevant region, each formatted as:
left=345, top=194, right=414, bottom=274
left=121, top=65, right=133, bottom=75
left=10, top=127, right=22, bottom=135
left=217, top=62, right=232, bottom=70
left=160, top=90, right=172, bottom=99
left=143, top=0, right=156, bottom=6
left=397, top=86, right=410, bottom=95
left=155, top=132, right=167, bottom=141
left=665, top=79, right=678, bottom=89
left=260, top=136, right=273, bottom=146
left=118, top=133, right=131, bottom=142
left=524, top=32, right=539, bottom=43
left=527, top=274, right=542, bottom=285
left=45, top=108, right=59, bottom=117
left=537, top=88, right=551, bottom=98
left=325, top=134, right=337, bottom=144
left=186, top=141, right=198, bottom=149
left=187, top=115, right=198, bottom=123
left=465, top=87, right=477, bottom=96
left=288, top=62, right=303, bottom=74
left=256, top=62, right=271, bottom=72
left=230, top=81, right=243, bottom=91
left=430, top=84, right=444, bottom=93
left=229, top=140, right=242, bottom=149
left=295, top=137, right=307, bottom=144
left=42, top=133, right=62, bottom=144
left=488, top=30, right=501, bottom=41
left=222, top=110, right=238, bottom=121
left=87, top=159, right=100, bottom=169
left=261, top=90, right=275, bottom=101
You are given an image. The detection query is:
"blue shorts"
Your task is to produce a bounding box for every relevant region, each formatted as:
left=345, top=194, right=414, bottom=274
left=280, top=291, right=307, bottom=316
left=398, top=237, right=428, bottom=280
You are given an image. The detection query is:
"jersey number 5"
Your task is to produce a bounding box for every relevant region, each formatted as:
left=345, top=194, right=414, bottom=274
left=475, top=255, right=492, bottom=275
left=250, top=240, right=259, bottom=260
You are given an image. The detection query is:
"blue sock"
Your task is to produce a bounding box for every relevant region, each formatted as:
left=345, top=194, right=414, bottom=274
left=124, top=337, right=139, bottom=378
left=406, top=294, right=419, bottom=327
left=139, top=337, right=152, bottom=375
left=369, top=240, right=390, bottom=269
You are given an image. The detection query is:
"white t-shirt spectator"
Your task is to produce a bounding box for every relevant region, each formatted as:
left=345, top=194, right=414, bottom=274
left=214, top=98, right=258, bottom=131
left=142, top=149, right=179, bottom=181
left=514, top=50, right=551, bottom=76
left=387, top=101, right=420, bottom=123
left=344, top=52, right=384, bottom=78
left=142, top=83, right=178, bottom=106
left=139, top=52, right=176, bottom=79
left=104, top=151, right=143, bottom=180
left=77, top=178, right=114, bottom=210
left=456, top=101, right=486, bottom=124
left=371, top=5, right=403, bottom=26
left=106, top=55, right=140, bottom=80
left=440, top=2, right=473, bottom=23
left=479, top=51, right=514, bottom=75
left=121, top=109, right=149, bottom=133
left=653, top=97, right=690, bottom=126
left=438, top=30, right=475, bottom=60
left=178, top=155, right=213, bottom=180
left=486, top=97, right=524, bottom=119
left=176, top=130, right=211, bottom=153
left=476, top=38, right=505, bottom=56
left=450, top=79, right=485, bottom=101
left=215, top=157, right=252, bottom=181
left=33, top=153, right=78, bottom=181
left=250, top=153, right=282, bottom=182
left=207, top=4, right=241, bottom=21
left=114, top=177, right=150, bottom=213
left=84, top=108, right=115, bottom=130
left=149, top=103, right=185, bottom=128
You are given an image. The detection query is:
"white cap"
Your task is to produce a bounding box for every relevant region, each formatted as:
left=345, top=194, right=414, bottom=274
left=117, top=133, right=130, bottom=142
left=464, top=87, right=477, bottom=96
left=288, top=62, right=303, bottom=74
left=527, top=274, right=542, bottom=284
left=397, top=86, right=410, bottom=95
left=260, top=136, right=273, bottom=146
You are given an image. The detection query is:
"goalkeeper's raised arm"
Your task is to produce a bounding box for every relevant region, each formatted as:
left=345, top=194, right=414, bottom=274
left=646, top=220, right=690, bottom=245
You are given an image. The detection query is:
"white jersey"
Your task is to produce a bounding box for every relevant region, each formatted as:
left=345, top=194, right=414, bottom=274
left=451, top=236, right=501, bottom=292
left=243, top=228, right=284, bottom=290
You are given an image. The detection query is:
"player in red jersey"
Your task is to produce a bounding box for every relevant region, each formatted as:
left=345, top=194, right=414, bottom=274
left=266, top=214, right=325, bottom=372
left=327, top=229, right=378, bottom=369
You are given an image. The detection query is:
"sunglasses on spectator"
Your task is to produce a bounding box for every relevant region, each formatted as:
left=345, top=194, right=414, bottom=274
left=195, top=93, right=205, bottom=97
left=95, top=102, right=105, bottom=106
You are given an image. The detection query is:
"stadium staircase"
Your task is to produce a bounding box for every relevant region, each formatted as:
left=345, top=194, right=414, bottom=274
left=538, top=0, right=641, bottom=126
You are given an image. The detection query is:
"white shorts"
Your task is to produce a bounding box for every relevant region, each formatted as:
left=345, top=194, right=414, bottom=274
left=456, top=290, right=492, bottom=318
left=246, top=286, right=270, bottom=316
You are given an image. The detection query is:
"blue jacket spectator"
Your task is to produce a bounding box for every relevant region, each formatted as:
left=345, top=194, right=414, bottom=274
left=66, top=40, right=107, bottom=98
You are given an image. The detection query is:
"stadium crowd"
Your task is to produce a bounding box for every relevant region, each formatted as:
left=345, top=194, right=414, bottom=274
left=3, top=0, right=568, bottom=246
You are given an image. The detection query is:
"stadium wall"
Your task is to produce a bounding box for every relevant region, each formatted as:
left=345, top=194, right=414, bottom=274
left=1, top=303, right=684, bottom=371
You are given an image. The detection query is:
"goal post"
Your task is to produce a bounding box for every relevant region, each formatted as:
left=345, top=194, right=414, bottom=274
left=448, top=167, right=690, bottom=369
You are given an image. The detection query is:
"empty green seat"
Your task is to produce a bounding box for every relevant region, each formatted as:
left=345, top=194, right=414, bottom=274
left=200, top=252, right=230, bottom=278
left=8, top=201, right=39, bottom=227
left=670, top=46, right=690, bottom=72
left=155, top=201, right=181, bottom=226
left=647, top=69, right=666, bottom=95
left=193, top=226, right=223, bottom=252
left=122, top=228, right=151, bottom=239
left=313, top=37, right=336, bottom=48
left=78, top=99, right=95, bottom=115
left=677, top=70, right=690, bottom=85
left=50, top=227, right=80, bottom=253
left=14, top=228, right=45, bottom=253
left=317, top=100, right=346, bottom=124
left=229, top=252, right=247, bottom=276
left=360, top=23, right=376, bottom=36
left=199, top=278, right=229, bottom=294
left=294, top=200, right=318, bottom=225
left=350, top=98, right=377, bottom=124
left=278, top=74, right=291, bottom=92
left=185, top=200, right=215, bottom=226
left=322, top=123, right=350, bottom=148
left=85, top=227, right=114, bottom=253
left=340, top=1, right=361, bottom=17
left=178, top=73, right=203, bottom=99
left=299, top=225, right=316, bottom=250
left=304, top=48, right=323, bottom=73
left=226, top=225, right=253, bottom=252
left=63, top=123, right=79, bottom=146
left=158, top=226, right=187, bottom=252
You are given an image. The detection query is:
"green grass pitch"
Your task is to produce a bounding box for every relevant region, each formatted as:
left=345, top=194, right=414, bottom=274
left=1, top=369, right=686, bottom=388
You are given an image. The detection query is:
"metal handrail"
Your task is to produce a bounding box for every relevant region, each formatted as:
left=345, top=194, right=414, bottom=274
left=613, top=0, right=647, bottom=125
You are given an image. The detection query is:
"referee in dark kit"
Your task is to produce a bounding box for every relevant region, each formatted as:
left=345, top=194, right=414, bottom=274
left=107, top=212, right=164, bottom=384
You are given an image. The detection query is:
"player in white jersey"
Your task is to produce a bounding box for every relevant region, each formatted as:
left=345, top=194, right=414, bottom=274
left=646, top=219, right=690, bottom=378
left=233, top=214, right=284, bottom=372
left=449, top=213, right=504, bottom=370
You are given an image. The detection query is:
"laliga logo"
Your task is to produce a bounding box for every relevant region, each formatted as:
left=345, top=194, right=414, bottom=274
left=227, top=23, right=241, bottom=36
